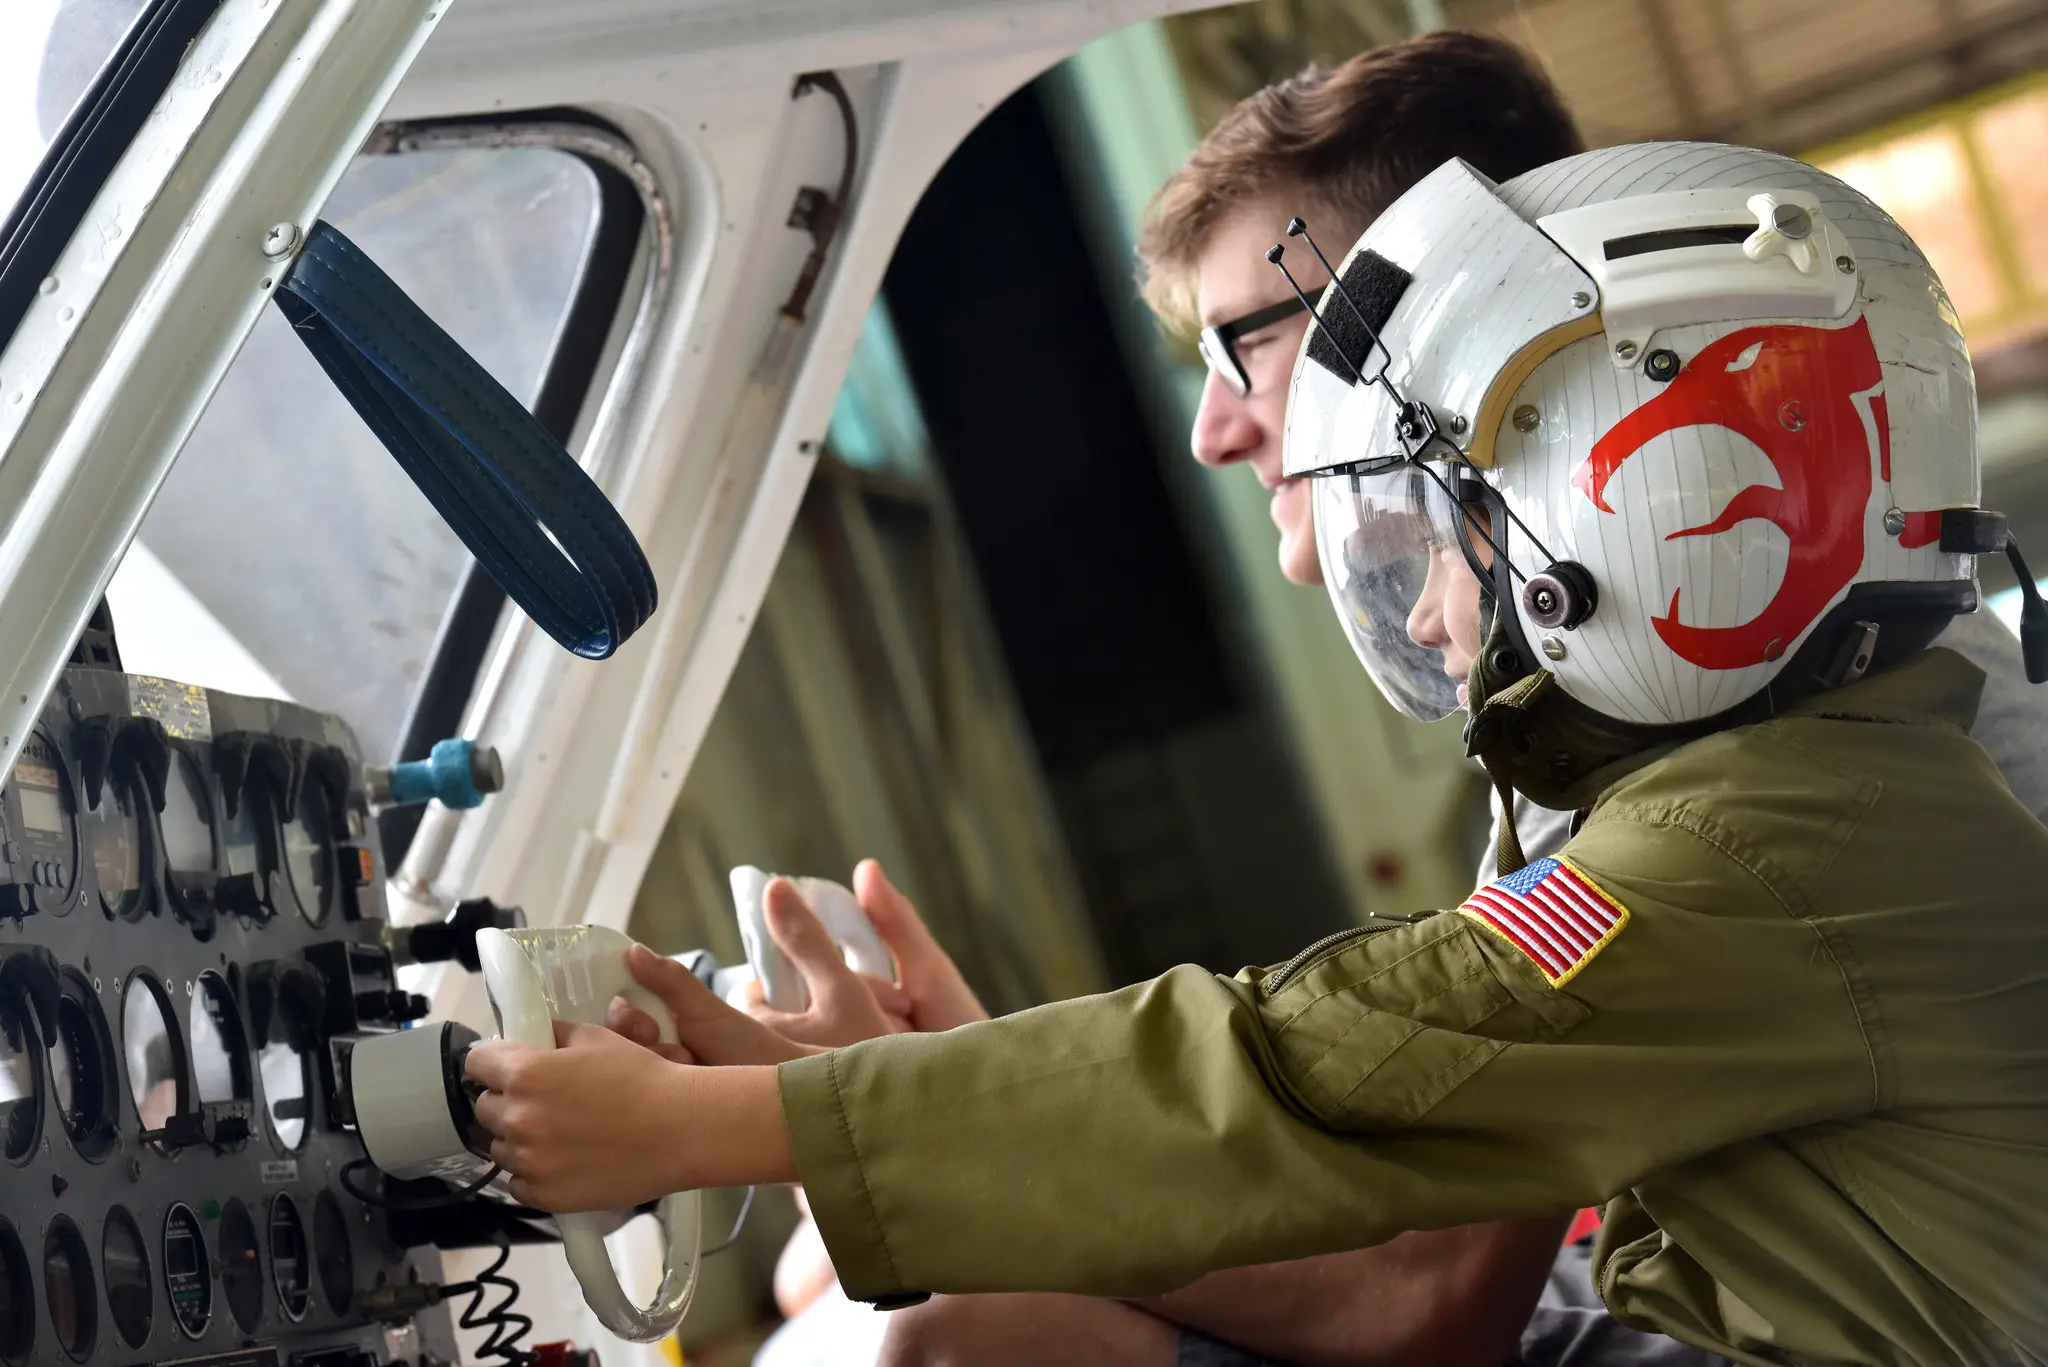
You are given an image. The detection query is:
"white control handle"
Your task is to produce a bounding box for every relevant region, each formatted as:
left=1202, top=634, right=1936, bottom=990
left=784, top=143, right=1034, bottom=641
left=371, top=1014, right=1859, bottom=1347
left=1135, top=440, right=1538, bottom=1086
left=728, top=866, right=895, bottom=1011
left=475, top=926, right=701, bottom=1342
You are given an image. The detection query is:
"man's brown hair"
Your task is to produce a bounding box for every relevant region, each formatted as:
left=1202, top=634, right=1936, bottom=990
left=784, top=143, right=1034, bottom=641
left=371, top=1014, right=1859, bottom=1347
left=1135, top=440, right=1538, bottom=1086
left=1137, top=30, right=1583, bottom=331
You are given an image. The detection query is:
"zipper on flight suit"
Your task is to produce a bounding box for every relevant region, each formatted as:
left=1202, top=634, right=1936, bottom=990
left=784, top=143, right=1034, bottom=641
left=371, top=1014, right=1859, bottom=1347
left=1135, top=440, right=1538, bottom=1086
left=1262, top=913, right=1434, bottom=993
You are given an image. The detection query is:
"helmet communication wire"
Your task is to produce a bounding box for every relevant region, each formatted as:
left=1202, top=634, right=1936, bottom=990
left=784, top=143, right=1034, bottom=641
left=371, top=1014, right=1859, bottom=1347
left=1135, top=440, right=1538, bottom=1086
left=1269, top=223, right=1567, bottom=589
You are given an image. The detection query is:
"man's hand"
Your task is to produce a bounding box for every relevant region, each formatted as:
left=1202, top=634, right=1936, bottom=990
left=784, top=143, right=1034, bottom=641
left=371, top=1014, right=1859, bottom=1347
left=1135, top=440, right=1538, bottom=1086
left=709, top=862, right=989, bottom=1047
left=605, top=943, right=816, bottom=1065
left=741, top=875, right=915, bottom=1046
left=852, top=860, right=987, bottom=1033
left=466, top=1022, right=794, bottom=1211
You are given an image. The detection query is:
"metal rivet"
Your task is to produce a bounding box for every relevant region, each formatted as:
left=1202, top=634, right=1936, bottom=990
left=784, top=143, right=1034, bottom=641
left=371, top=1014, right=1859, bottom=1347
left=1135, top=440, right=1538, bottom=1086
left=1512, top=404, right=1540, bottom=434
left=262, top=222, right=301, bottom=260
left=38, top=277, right=57, bottom=296
left=1884, top=507, right=1907, bottom=536
left=1570, top=291, right=1592, bottom=309
left=1448, top=414, right=1469, bottom=435
left=1771, top=204, right=1813, bottom=241
left=1836, top=255, right=1855, bottom=274
left=1541, top=636, right=1567, bottom=661
left=1614, top=340, right=1639, bottom=361
left=1764, top=636, right=1786, bottom=662
left=1778, top=400, right=1807, bottom=432
left=58, top=307, right=73, bottom=323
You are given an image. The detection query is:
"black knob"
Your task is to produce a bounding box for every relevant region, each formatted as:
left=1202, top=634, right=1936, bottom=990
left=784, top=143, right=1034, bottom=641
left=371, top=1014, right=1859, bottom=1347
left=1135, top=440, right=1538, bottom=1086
left=0, top=884, right=32, bottom=920
left=214, top=871, right=273, bottom=921
left=354, top=988, right=430, bottom=1025
left=1522, top=562, right=1599, bottom=631
left=405, top=897, right=524, bottom=973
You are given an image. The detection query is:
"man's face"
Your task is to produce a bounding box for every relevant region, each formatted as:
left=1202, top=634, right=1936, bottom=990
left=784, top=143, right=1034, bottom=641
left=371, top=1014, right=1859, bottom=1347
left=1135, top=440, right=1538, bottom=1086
left=1186, top=193, right=1490, bottom=708
left=1189, top=195, right=1333, bottom=586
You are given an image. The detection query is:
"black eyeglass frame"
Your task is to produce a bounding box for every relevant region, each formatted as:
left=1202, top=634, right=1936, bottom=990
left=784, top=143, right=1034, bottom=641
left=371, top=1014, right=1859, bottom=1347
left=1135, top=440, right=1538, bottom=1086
left=1197, top=285, right=1325, bottom=397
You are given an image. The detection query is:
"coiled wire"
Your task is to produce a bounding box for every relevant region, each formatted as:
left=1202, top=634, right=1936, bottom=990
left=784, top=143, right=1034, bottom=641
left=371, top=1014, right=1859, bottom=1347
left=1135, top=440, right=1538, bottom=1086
left=444, top=1235, right=534, bottom=1367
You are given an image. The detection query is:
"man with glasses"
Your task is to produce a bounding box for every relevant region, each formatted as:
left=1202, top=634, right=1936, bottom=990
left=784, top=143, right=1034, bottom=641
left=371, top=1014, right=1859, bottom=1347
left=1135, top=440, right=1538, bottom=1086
left=813, top=35, right=1698, bottom=1367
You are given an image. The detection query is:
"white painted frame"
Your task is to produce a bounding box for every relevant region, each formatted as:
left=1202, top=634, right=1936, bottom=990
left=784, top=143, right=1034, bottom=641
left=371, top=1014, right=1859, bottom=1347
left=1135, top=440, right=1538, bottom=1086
left=0, top=0, right=448, bottom=777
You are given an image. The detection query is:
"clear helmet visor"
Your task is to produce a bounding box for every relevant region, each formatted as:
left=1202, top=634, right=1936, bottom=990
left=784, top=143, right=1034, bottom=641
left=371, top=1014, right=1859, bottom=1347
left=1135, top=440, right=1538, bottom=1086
left=1310, top=464, right=1482, bottom=722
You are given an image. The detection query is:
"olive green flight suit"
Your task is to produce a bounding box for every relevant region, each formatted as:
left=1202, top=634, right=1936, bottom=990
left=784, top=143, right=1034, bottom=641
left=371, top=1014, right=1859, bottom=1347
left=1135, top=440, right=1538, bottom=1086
left=780, top=649, right=2048, bottom=1367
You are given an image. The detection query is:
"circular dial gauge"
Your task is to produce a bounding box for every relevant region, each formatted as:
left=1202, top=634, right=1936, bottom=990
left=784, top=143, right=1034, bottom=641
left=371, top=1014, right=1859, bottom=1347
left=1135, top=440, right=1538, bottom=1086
left=219, top=778, right=277, bottom=897
left=162, top=1204, right=210, bottom=1339
left=82, top=770, right=146, bottom=920
left=0, top=991, right=39, bottom=1164
left=260, top=1037, right=310, bottom=1150
left=188, top=973, right=249, bottom=1105
left=312, top=1192, right=351, bottom=1315
left=120, top=976, right=183, bottom=1133
left=103, top=1207, right=151, bottom=1349
left=0, top=1219, right=31, bottom=1366
left=269, top=1197, right=309, bottom=1322
left=43, top=1218, right=95, bottom=1361
left=158, top=753, right=213, bottom=875
left=47, top=972, right=116, bottom=1159
left=219, top=1200, right=262, bottom=1332
left=283, top=780, right=337, bottom=926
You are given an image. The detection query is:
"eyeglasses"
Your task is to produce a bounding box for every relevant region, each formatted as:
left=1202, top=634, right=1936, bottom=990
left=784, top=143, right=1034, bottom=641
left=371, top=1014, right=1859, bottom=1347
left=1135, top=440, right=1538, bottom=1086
left=1196, top=285, right=1325, bottom=397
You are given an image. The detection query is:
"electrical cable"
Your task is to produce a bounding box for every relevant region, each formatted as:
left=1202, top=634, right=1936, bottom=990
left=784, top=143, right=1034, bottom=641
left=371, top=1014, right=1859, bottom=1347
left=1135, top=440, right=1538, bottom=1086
left=445, top=1235, right=535, bottom=1367
left=700, top=1185, right=757, bottom=1258
left=339, top=1156, right=503, bottom=1211
left=779, top=71, right=859, bottom=323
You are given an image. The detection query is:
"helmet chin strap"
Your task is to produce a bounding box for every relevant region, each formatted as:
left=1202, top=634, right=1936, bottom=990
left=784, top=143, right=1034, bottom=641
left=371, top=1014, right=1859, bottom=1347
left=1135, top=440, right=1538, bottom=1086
left=1461, top=609, right=1699, bottom=858
left=1464, top=611, right=1533, bottom=878
left=1461, top=593, right=1949, bottom=845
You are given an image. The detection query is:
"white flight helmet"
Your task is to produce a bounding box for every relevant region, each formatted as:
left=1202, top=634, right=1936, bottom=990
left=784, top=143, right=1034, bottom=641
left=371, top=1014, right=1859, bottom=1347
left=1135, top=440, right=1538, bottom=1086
left=1282, top=142, right=2009, bottom=730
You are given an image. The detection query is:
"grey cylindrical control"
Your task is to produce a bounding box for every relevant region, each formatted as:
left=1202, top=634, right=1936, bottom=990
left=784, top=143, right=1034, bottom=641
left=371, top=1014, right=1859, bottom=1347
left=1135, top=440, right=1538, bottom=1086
left=350, top=1021, right=491, bottom=1182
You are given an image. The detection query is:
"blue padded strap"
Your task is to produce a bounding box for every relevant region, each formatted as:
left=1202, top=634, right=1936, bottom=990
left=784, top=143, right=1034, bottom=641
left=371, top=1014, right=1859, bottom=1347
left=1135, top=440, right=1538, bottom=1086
left=276, top=221, right=656, bottom=660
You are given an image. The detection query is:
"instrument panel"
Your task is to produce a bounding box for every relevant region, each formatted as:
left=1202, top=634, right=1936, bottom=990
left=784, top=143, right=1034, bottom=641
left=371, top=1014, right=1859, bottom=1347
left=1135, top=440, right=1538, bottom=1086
left=0, top=664, right=457, bottom=1367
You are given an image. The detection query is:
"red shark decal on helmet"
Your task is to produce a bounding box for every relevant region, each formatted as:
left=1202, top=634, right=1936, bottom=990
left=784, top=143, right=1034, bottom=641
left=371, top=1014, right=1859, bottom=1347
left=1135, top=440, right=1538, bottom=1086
left=1571, top=318, right=1884, bottom=671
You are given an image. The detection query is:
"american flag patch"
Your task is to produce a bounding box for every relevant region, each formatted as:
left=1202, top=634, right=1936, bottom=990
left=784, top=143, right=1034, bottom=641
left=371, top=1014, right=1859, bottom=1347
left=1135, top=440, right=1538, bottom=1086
left=1458, top=857, right=1628, bottom=987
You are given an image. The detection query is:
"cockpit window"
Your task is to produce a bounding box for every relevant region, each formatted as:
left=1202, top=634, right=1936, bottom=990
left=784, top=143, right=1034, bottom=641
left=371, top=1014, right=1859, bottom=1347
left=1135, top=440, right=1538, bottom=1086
left=0, top=0, right=152, bottom=221
left=109, top=145, right=606, bottom=759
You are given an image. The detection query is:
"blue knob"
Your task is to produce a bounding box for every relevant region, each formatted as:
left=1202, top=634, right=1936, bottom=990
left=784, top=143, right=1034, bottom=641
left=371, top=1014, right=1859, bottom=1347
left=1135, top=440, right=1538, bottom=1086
left=387, top=739, right=503, bottom=810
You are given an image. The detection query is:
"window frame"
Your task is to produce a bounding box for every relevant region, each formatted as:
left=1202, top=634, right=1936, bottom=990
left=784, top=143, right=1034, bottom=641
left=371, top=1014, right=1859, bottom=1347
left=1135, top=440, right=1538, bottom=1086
left=365, top=113, right=675, bottom=866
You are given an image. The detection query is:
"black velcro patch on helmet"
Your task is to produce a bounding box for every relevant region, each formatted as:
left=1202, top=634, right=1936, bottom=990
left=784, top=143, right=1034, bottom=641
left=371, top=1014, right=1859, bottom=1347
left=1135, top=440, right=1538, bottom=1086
left=1307, top=250, right=1411, bottom=385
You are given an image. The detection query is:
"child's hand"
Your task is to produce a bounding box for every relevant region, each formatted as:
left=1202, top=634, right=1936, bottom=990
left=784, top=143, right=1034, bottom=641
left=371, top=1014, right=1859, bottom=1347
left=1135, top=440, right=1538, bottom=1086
left=736, top=862, right=989, bottom=1042
left=467, top=1023, right=792, bottom=1211
left=740, top=876, right=914, bottom=1046
left=853, top=860, right=988, bottom=1033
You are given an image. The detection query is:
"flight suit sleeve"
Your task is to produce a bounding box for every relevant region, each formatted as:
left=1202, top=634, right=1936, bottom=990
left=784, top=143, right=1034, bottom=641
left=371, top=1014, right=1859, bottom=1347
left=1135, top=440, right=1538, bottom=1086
left=779, top=807, right=1879, bottom=1304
